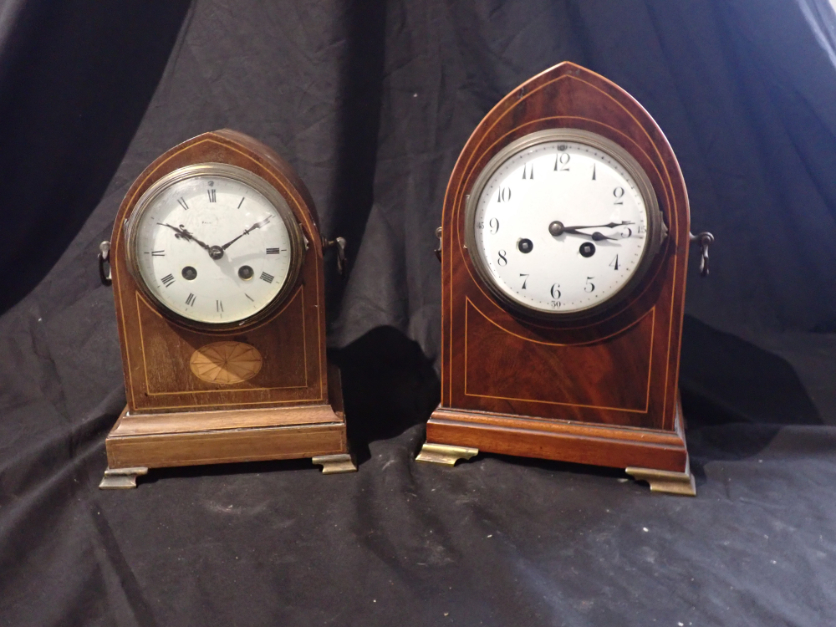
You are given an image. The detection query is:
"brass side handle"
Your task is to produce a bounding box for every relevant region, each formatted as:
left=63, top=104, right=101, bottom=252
left=323, top=236, right=347, bottom=276
left=98, top=241, right=112, bottom=286
left=689, top=231, right=714, bottom=277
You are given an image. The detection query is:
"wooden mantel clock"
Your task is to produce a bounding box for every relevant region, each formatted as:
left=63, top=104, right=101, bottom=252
left=417, top=62, right=713, bottom=496
left=98, top=129, right=355, bottom=489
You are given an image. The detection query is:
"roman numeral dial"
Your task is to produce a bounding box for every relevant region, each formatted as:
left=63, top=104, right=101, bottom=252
left=128, top=166, right=302, bottom=326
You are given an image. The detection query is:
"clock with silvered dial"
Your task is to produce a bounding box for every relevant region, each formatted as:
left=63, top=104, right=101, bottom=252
left=465, top=128, right=666, bottom=319
left=125, top=163, right=304, bottom=329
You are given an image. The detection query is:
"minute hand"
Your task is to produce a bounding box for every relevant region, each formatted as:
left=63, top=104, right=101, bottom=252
left=220, top=216, right=272, bottom=250
left=561, top=221, right=633, bottom=233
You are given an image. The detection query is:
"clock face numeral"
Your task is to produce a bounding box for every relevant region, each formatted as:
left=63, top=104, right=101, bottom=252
left=216, top=299, right=223, bottom=312
left=238, top=197, right=245, bottom=208
left=161, top=274, right=175, bottom=287
left=472, top=136, right=653, bottom=314
left=150, top=250, right=165, bottom=257
left=177, top=198, right=189, bottom=211
left=260, top=271, right=274, bottom=284
left=245, top=293, right=254, bottom=302
left=266, top=247, right=281, bottom=254
left=208, top=189, right=217, bottom=203
left=186, top=293, right=196, bottom=306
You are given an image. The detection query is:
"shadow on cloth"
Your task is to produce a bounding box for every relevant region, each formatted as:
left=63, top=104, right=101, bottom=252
left=330, top=326, right=441, bottom=466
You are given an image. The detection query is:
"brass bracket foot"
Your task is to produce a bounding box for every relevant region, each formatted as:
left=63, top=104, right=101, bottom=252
left=312, top=453, right=357, bottom=474
left=416, top=442, right=479, bottom=466
left=625, top=466, right=696, bottom=497
left=99, top=467, right=149, bottom=490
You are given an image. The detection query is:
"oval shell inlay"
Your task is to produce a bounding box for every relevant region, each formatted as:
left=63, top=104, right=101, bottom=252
left=190, top=341, right=263, bottom=385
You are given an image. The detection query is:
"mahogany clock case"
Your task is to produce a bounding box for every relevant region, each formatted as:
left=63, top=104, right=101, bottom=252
left=101, top=130, right=354, bottom=487
left=422, top=62, right=698, bottom=494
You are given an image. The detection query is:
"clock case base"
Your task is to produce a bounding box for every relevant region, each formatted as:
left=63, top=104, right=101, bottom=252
left=99, top=364, right=355, bottom=489
left=420, top=395, right=694, bottom=497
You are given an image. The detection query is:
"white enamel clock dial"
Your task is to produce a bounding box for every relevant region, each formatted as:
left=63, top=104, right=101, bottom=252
left=126, top=164, right=303, bottom=327
left=466, top=129, right=664, bottom=318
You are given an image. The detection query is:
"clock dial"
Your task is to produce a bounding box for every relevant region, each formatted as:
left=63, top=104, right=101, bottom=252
left=127, top=165, right=301, bottom=326
left=467, top=130, right=663, bottom=317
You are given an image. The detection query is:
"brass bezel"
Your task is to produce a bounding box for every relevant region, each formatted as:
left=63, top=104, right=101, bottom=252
left=125, top=163, right=305, bottom=332
left=464, top=128, right=666, bottom=321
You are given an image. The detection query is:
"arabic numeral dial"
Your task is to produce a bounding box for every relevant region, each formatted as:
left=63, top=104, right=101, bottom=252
left=469, top=131, right=661, bottom=316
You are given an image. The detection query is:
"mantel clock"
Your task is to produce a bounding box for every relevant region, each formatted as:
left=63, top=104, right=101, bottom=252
left=99, top=130, right=354, bottom=488
left=417, top=63, right=713, bottom=496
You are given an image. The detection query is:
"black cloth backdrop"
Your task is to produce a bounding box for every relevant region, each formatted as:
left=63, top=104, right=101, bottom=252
left=1, top=0, right=836, bottom=625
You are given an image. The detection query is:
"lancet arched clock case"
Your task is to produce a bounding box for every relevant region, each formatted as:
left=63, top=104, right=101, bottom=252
left=99, top=130, right=355, bottom=489
left=417, top=62, right=713, bottom=496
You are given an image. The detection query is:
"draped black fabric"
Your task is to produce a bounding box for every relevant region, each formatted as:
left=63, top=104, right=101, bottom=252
left=1, top=1, right=835, bottom=625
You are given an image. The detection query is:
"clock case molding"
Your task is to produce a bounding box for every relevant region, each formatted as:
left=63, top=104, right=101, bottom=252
left=419, top=62, right=699, bottom=496
left=100, top=129, right=354, bottom=489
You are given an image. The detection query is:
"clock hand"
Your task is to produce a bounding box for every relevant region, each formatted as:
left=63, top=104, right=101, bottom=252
left=563, top=221, right=633, bottom=231
left=559, top=229, right=618, bottom=241
left=220, top=216, right=272, bottom=251
left=157, top=222, right=212, bottom=251
left=548, top=220, right=632, bottom=237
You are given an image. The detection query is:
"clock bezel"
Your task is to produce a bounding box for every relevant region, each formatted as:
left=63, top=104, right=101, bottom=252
left=464, top=128, right=667, bottom=321
left=124, top=162, right=306, bottom=332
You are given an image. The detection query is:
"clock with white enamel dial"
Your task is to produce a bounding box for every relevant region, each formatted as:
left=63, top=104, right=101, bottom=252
left=125, top=163, right=304, bottom=329
left=421, top=63, right=714, bottom=497
left=100, top=130, right=356, bottom=489
left=465, top=129, right=666, bottom=319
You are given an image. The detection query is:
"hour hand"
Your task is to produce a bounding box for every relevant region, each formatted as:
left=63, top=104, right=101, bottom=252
left=157, top=222, right=211, bottom=251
